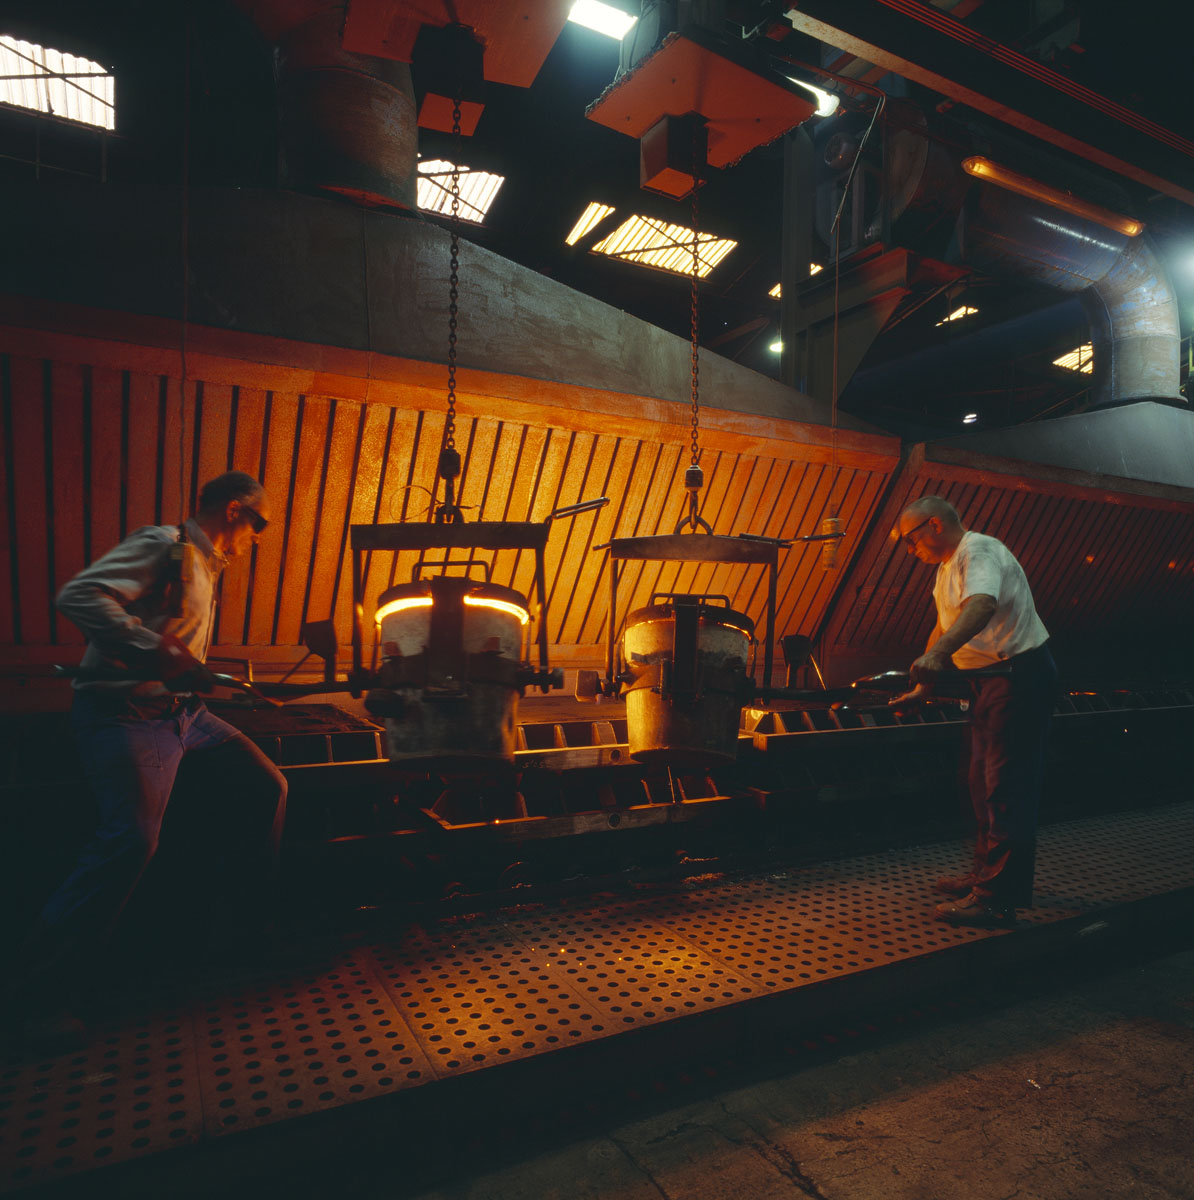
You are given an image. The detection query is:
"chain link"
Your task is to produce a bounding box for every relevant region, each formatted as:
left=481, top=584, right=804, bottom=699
left=673, top=124, right=712, bottom=536
left=444, top=96, right=462, bottom=455
left=689, top=143, right=701, bottom=468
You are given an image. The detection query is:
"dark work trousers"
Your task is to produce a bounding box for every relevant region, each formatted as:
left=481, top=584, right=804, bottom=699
left=35, top=689, right=287, bottom=966
left=966, top=642, right=1057, bottom=908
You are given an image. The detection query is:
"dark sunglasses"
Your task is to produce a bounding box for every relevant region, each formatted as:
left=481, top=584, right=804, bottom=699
left=240, top=503, right=269, bottom=535
left=900, top=515, right=933, bottom=546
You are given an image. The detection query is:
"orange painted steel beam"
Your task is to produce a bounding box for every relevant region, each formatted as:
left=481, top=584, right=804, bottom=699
left=586, top=32, right=815, bottom=171
left=341, top=0, right=570, bottom=89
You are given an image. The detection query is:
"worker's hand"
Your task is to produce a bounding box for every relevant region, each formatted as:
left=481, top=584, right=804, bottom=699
left=152, top=634, right=217, bottom=693
left=909, top=648, right=950, bottom=686
left=889, top=682, right=934, bottom=708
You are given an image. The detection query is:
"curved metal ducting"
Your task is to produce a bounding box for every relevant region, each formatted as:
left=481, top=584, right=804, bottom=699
left=1081, top=235, right=1183, bottom=408
left=815, top=101, right=1183, bottom=409
left=237, top=2, right=419, bottom=210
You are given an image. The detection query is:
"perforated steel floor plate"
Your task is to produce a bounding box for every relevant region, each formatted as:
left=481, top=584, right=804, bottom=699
left=365, top=914, right=616, bottom=1075
left=188, top=947, right=437, bottom=1137
left=0, top=1000, right=203, bottom=1185
left=4, top=800, right=1194, bottom=1194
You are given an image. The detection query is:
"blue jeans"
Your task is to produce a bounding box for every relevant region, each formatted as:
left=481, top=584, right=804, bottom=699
left=966, top=642, right=1057, bottom=907
left=38, top=690, right=287, bottom=949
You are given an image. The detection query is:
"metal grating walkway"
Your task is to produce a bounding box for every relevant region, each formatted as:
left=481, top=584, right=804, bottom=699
left=4, top=800, right=1194, bottom=1194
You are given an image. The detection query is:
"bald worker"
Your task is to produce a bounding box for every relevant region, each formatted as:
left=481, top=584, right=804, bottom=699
left=893, top=496, right=1057, bottom=926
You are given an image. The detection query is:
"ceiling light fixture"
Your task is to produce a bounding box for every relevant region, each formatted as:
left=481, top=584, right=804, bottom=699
left=962, top=157, right=1144, bottom=238
left=962, top=412, right=978, bottom=424
left=769, top=340, right=783, bottom=353
left=567, top=0, right=638, bottom=40
left=784, top=75, right=839, bottom=118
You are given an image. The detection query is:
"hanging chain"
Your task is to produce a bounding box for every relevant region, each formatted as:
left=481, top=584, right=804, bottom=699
left=434, top=92, right=464, bottom=523
left=688, top=158, right=701, bottom=468
left=445, top=97, right=461, bottom=455
left=676, top=121, right=711, bottom=536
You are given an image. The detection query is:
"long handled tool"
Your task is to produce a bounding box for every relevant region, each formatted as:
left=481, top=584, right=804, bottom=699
left=52, top=664, right=293, bottom=708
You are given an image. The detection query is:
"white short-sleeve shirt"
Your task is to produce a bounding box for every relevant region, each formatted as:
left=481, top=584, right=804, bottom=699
left=932, top=530, right=1048, bottom=669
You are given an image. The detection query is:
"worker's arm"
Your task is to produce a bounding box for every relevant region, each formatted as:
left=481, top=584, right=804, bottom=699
left=56, top=527, right=176, bottom=659
left=914, top=594, right=997, bottom=676
left=892, top=594, right=998, bottom=705
left=57, top=526, right=215, bottom=690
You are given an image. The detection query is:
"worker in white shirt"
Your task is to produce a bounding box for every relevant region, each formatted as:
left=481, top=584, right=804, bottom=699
left=892, top=495, right=1057, bottom=926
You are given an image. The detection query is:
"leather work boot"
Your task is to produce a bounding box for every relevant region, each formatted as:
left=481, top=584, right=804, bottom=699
left=934, top=873, right=979, bottom=896
left=934, top=891, right=1015, bottom=927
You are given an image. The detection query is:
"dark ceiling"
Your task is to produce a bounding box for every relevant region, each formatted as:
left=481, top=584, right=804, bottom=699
left=3, top=0, right=1193, bottom=441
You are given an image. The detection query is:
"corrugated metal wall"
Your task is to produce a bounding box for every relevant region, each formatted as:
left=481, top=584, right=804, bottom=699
left=8, top=318, right=1190, bottom=692
left=822, top=447, right=1194, bottom=680
left=0, top=330, right=898, bottom=676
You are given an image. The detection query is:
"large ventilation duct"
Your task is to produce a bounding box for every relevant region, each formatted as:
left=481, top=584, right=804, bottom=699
left=1082, top=236, right=1182, bottom=409
left=814, top=101, right=1183, bottom=409
left=235, top=2, right=419, bottom=210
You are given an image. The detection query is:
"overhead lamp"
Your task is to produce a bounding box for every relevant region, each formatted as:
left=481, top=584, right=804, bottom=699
left=769, top=340, right=784, bottom=353
left=785, top=75, right=839, bottom=118
left=567, top=0, right=638, bottom=40
left=962, top=157, right=1144, bottom=238
left=962, top=412, right=978, bottom=424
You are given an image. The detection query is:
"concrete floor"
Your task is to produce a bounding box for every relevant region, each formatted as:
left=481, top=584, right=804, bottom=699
left=386, top=945, right=1194, bottom=1200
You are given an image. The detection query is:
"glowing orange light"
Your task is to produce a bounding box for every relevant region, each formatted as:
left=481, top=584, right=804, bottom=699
left=465, top=595, right=530, bottom=626
left=1084, top=555, right=1095, bottom=563
left=375, top=594, right=530, bottom=626
left=374, top=596, right=433, bottom=623
left=962, top=156, right=1144, bottom=238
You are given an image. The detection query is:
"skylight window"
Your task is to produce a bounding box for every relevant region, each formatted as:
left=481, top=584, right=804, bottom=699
left=565, top=202, right=616, bottom=246
left=769, top=265, right=823, bottom=298
left=590, top=216, right=736, bottom=278
left=567, top=1, right=638, bottom=40
left=936, top=305, right=978, bottom=326
left=1053, top=343, right=1094, bottom=374
left=0, top=35, right=114, bottom=130
left=416, top=159, right=505, bottom=224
